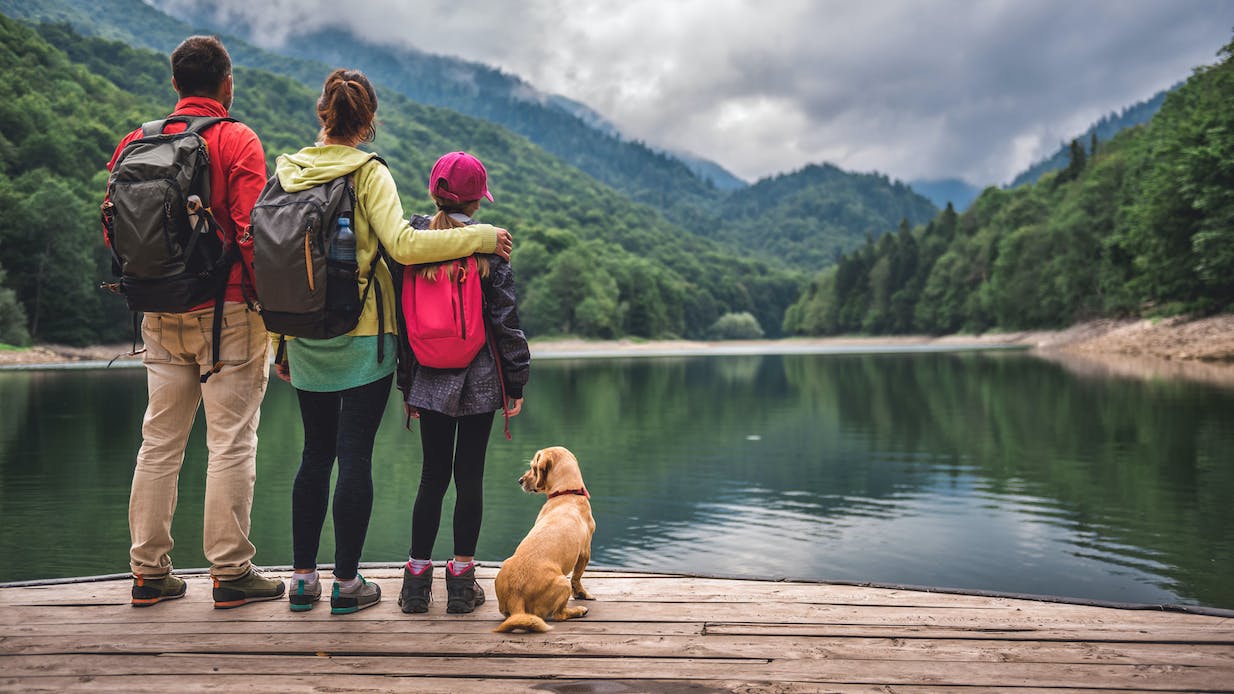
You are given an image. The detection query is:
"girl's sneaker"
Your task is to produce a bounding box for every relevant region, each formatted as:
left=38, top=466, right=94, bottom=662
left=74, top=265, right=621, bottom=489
left=445, top=562, right=485, bottom=614
left=399, top=563, right=433, bottom=614
left=331, top=574, right=381, bottom=614
left=288, top=575, right=322, bottom=612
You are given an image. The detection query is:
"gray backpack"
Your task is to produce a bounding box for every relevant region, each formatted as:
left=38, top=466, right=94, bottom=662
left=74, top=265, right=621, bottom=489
left=102, top=116, right=236, bottom=313
left=101, top=115, right=238, bottom=381
left=250, top=155, right=388, bottom=349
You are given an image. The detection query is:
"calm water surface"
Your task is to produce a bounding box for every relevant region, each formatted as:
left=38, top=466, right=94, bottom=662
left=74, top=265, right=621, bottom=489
left=2, top=351, right=1232, bottom=608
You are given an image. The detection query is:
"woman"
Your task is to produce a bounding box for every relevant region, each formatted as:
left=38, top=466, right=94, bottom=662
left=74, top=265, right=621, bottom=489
left=275, top=69, right=512, bottom=615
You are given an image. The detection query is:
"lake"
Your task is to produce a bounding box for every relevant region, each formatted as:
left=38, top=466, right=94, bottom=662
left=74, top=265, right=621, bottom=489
left=1, top=349, right=1232, bottom=609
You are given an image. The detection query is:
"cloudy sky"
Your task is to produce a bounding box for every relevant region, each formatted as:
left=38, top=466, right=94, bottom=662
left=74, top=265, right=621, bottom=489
left=157, top=0, right=1234, bottom=186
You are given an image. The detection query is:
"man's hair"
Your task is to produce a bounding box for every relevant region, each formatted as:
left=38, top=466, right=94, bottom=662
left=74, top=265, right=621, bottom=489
left=170, top=36, right=231, bottom=96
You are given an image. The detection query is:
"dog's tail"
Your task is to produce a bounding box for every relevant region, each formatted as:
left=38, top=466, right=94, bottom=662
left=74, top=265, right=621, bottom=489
left=493, top=613, right=552, bottom=633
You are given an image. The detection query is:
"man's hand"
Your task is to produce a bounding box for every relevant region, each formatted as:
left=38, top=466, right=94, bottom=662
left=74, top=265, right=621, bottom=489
left=493, top=228, right=513, bottom=260
left=274, top=362, right=290, bottom=382
left=506, top=397, right=523, bottom=417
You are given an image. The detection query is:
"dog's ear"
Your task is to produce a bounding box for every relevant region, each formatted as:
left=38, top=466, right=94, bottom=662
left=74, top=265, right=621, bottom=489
left=533, top=449, right=554, bottom=491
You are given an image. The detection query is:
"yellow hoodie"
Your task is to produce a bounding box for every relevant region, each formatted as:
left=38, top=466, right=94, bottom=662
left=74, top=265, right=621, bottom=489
left=274, top=145, right=499, bottom=337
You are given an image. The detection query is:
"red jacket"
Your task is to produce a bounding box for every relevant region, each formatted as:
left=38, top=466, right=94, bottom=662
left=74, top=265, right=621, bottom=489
left=105, top=97, right=266, bottom=308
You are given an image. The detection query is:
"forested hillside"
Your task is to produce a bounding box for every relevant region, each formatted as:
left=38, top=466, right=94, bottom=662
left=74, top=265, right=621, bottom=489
left=0, top=15, right=804, bottom=345
left=784, top=36, right=1234, bottom=336
left=714, top=164, right=939, bottom=270
left=0, top=0, right=940, bottom=271
left=1006, top=87, right=1171, bottom=189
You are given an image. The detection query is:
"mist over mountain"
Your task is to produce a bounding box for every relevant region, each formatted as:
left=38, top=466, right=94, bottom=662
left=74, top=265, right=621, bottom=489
left=1006, top=87, right=1174, bottom=188
left=907, top=178, right=984, bottom=213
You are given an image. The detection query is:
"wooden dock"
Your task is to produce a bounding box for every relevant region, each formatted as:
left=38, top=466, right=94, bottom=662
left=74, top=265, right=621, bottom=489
left=1, top=566, right=1231, bottom=692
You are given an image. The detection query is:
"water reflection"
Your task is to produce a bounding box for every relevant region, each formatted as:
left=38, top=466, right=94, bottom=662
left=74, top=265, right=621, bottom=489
left=1, top=351, right=1231, bottom=608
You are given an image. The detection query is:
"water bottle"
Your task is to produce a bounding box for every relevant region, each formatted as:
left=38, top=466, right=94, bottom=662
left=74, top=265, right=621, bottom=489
left=328, top=217, right=356, bottom=265
left=326, top=216, right=359, bottom=314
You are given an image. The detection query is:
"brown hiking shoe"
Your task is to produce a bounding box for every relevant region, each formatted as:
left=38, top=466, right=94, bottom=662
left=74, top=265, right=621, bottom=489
left=212, top=568, right=285, bottom=609
left=131, top=572, right=186, bottom=607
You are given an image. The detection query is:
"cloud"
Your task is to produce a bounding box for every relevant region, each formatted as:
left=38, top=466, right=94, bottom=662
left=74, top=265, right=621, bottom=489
left=152, top=0, right=1234, bottom=185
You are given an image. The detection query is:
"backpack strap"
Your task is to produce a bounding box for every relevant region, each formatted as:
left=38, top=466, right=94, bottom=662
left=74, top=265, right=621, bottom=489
left=342, top=169, right=393, bottom=364
left=140, top=115, right=237, bottom=137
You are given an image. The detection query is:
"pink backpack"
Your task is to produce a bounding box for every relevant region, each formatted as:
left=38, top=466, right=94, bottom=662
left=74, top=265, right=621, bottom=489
left=402, top=256, right=487, bottom=368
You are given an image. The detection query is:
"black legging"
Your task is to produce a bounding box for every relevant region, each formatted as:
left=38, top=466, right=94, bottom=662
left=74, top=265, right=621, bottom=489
left=409, top=409, right=495, bottom=559
left=291, top=374, right=392, bottom=580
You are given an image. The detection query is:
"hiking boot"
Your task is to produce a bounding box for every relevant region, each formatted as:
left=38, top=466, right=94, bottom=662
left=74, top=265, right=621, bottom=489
left=212, top=568, right=286, bottom=609
left=288, top=574, right=322, bottom=612
left=445, top=562, right=485, bottom=614
left=131, top=572, right=186, bottom=607
left=331, top=574, right=381, bottom=614
left=398, top=564, right=433, bottom=614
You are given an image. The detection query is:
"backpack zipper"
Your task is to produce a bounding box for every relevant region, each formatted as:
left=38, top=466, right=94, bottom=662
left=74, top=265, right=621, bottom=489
left=304, top=225, right=315, bottom=292
left=456, top=261, right=466, bottom=339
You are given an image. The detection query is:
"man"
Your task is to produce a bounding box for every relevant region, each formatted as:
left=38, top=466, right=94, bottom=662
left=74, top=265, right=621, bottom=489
left=105, top=36, right=283, bottom=608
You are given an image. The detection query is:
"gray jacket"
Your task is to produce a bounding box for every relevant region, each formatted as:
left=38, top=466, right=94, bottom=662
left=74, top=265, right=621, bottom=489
left=398, top=215, right=529, bottom=417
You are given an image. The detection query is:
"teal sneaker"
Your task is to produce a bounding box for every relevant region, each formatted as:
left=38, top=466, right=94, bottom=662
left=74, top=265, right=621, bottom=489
left=212, top=568, right=286, bottom=609
left=331, top=574, right=381, bottom=614
left=288, top=574, right=322, bottom=612
left=131, top=572, right=186, bottom=607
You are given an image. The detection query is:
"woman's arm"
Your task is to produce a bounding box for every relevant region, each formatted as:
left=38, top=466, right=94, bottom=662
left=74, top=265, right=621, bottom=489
left=360, top=163, right=509, bottom=264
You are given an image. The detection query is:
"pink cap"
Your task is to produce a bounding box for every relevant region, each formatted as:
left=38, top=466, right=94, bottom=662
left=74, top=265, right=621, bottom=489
left=428, top=151, right=493, bottom=203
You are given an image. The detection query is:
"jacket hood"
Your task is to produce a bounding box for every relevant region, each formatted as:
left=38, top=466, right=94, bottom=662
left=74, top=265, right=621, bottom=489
left=276, top=145, right=378, bottom=192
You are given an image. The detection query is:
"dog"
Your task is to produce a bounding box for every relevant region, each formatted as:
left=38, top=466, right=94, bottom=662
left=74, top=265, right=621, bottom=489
left=493, top=446, right=595, bottom=633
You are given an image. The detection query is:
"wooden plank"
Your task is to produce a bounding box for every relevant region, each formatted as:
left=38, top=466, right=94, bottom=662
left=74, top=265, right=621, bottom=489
left=9, top=569, right=1210, bottom=609
left=2, top=605, right=1229, bottom=644
left=2, top=581, right=1226, bottom=630
left=0, top=674, right=989, bottom=694
left=4, top=572, right=1208, bottom=612
left=3, top=632, right=1231, bottom=668
left=3, top=653, right=1232, bottom=691
left=3, top=614, right=1228, bottom=644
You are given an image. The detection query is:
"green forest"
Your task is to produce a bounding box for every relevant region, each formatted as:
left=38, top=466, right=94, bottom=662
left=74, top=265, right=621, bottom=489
left=1, top=2, right=1230, bottom=348
left=0, top=15, right=800, bottom=345
left=0, top=7, right=939, bottom=346
left=785, top=35, right=1234, bottom=336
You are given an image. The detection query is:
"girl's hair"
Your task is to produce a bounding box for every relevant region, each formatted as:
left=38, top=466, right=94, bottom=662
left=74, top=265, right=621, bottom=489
left=416, top=196, right=490, bottom=280
left=316, top=68, right=378, bottom=144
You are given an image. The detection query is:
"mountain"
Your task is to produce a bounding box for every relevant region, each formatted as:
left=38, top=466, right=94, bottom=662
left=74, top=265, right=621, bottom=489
left=907, top=178, right=983, bottom=212
left=714, top=164, right=939, bottom=269
left=0, top=14, right=804, bottom=345
left=785, top=36, right=1234, bottom=335
left=1006, top=87, right=1173, bottom=188
left=147, top=3, right=737, bottom=216
left=672, top=151, right=749, bottom=192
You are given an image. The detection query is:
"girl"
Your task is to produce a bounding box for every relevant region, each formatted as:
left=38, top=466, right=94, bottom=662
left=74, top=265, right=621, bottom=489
left=275, top=72, right=513, bottom=615
left=398, top=152, right=530, bottom=615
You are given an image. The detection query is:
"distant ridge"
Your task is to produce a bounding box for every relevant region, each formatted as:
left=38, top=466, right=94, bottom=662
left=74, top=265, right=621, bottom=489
left=1006, top=87, right=1174, bottom=188
left=908, top=178, right=983, bottom=212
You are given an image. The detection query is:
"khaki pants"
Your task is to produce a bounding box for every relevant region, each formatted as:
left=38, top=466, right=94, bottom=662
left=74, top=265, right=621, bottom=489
left=129, top=303, right=269, bottom=580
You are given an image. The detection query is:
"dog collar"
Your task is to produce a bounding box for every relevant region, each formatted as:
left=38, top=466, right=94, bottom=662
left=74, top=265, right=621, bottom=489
left=549, top=487, right=590, bottom=499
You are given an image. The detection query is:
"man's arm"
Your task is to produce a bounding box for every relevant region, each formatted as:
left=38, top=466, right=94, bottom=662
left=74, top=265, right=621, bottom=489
left=224, top=124, right=268, bottom=277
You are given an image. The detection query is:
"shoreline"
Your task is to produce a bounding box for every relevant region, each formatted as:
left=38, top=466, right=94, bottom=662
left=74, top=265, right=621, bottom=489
left=3, top=314, right=1232, bottom=374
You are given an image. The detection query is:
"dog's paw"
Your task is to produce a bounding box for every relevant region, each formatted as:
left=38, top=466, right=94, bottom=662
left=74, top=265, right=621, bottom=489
left=573, top=588, right=595, bottom=600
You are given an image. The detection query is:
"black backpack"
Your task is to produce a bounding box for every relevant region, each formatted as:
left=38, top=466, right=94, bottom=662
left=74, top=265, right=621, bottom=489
left=250, top=155, right=390, bottom=360
left=101, top=115, right=239, bottom=381
left=101, top=116, right=237, bottom=312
